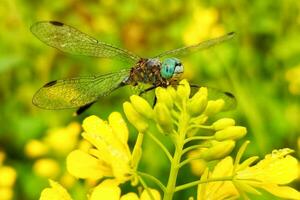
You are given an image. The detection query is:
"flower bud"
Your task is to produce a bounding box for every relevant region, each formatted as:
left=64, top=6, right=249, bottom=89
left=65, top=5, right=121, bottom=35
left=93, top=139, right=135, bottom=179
left=130, top=95, right=154, bottom=119
left=154, top=103, right=173, bottom=133
left=203, top=99, right=225, bottom=116
left=215, top=126, right=247, bottom=141
left=187, top=87, right=208, bottom=117
left=155, top=87, right=173, bottom=109
left=200, top=140, right=235, bottom=161
left=177, top=79, right=191, bottom=101
left=212, top=118, right=235, bottom=130
left=123, top=102, right=148, bottom=132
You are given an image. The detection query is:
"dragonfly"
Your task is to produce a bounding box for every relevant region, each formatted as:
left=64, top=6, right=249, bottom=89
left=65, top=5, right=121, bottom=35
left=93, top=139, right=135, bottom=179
left=31, top=21, right=236, bottom=115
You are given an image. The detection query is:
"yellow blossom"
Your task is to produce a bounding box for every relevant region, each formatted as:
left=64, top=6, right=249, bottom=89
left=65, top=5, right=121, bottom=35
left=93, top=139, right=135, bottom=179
left=24, top=139, right=49, bottom=158
left=33, top=158, right=60, bottom=178
left=39, top=179, right=73, bottom=200
left=197, top=148, right=300, bottom=200
left=67, top=113, right=132, bottom=183
left=183, top=5, right=225, bottom=46
left=0, top=151, right=17, bottom=200
left=90, top=180, right=161, bottom=200
left=44, top=122, right=81, bottom=155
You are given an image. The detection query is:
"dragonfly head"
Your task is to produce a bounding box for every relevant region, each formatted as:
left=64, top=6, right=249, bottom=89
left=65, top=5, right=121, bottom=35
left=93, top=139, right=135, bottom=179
left=161, top=58, right=183, bottom=79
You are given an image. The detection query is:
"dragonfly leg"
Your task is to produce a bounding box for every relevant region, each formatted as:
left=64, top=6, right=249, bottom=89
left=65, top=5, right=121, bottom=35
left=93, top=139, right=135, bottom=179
left=139, top=85, right=157, bottom=96
left=75, top=101, right=96, bottom=116
left=152, top=96, right=157, bottom=107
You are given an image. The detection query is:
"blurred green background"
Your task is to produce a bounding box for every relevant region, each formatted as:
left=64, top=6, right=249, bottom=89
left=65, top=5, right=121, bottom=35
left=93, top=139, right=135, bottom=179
left=0, top=0, right=300, bottom=199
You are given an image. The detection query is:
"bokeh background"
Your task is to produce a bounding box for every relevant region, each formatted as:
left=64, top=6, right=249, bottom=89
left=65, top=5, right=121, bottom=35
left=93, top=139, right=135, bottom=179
left=0, top=0, right=300, bottom=199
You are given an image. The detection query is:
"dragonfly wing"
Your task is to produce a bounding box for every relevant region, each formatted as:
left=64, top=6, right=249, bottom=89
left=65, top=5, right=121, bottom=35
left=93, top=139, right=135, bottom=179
left=191, top=85, right=236, bottom=111
left=154, top=32, right=235, bottom=59
left=32, top=69, right=130, bottom=109
left=31, top=21, right=140, bottom=64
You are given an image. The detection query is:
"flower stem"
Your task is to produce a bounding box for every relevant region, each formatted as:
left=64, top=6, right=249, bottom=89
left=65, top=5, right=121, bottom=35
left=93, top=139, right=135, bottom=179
left=163, top=112, right=189, bottom=200
left=184, top=136, right=214, bottom=144
left=138, top=175, right=156, bottom=200
left=137, top=171, right=166, bottom=192
left=148, top=131, right=172, bottom=162
left=175, top=176, right=233, bottom=192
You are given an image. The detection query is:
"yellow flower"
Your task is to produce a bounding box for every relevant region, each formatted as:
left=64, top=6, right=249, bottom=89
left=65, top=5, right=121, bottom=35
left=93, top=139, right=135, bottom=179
left=197, top=157, right=239, bottom=200
left=40, top=179, right=161, bottom=200
left=24, top=139, right=49, bottom=158
left=40, top=180, right=73, bottom=200
left=183, top=4, right=225, bottom=46
left=67, top=113, right=132, bottom=183
left=33, top=158, right=60, bottom=178
left=44, top=122, right=81, bottom=155
left=0, top=151, right=17, bottom=200
left=197, top=147, right=300, bottom=200
left=90, top=180, right=161, bottom=200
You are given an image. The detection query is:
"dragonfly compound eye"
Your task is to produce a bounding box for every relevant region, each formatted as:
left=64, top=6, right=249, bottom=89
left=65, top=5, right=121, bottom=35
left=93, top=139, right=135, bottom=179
left=161, top=58, right=182, bottom=79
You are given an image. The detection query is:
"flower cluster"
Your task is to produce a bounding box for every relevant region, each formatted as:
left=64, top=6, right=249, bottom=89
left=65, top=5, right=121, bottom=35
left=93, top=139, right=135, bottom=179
left=38, top=79, right=299, bottom=200
left=66, top=113, right=132, bottom=184
left=198, top=143, right=300, bottom=200
left=24, top=122, right=81, bottom=188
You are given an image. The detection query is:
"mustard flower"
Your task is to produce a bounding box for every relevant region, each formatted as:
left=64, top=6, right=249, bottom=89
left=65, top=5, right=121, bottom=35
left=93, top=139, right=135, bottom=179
left=67, top=113, right=133, bottom=183
left=90, top=180, right=161, bottom=200
left=197, top=145, right=300, bottom=200
left=40, top=179, right=161, bottom=200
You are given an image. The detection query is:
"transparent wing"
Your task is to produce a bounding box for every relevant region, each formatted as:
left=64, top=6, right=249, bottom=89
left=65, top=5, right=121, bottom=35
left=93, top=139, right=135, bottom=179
left=154, top=32, right=235, bottom=59
left=30, top=21, right=140, bottom=64
left=32, top=69, right=130, bottom=109
left=191, top=85, right=237, bottom=111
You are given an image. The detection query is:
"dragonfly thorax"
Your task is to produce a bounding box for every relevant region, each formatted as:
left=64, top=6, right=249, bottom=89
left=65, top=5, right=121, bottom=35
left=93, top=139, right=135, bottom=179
left=126, top=58, right=183, bottom=87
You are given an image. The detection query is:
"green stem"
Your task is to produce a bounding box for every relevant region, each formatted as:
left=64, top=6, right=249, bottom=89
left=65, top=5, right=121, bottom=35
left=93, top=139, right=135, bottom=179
left=182, top=144, right=210, bottom=155
left=175, top=176, right=233, bottom=192
left=184, top=136, right=214, bottom=144
left=137, top=171, right=166, bottom=192
left=163, top=112, right=189, bottom=200
left=138, top=174, right=156, bottom=200
left=148, top=131, right=172, bottom=162
left=178, top=155, right=203, bottom=168
left=131, top=132, right=144, bottom=171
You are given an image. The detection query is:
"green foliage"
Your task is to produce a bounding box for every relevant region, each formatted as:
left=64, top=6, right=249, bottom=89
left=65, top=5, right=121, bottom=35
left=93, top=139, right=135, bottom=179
left=0, top=0, right=299, bottom=199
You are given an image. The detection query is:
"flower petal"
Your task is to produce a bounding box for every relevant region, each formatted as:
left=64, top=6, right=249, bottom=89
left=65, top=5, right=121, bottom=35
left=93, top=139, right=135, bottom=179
left=261, top=184, right=300, bottom=200
left=109, top=112, right=129, bottom=145
left=120, top=192, right=139, bottom=200
left=140, top=189, right=161, bottom=200
left=40, top=180, right=72, bottom=200
left=89, top=180, right=121, bottom=200
left=66, top=150, right=108, bottom=179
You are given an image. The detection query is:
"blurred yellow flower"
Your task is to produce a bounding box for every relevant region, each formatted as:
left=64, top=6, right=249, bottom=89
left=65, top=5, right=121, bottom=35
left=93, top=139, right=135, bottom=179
left=67, top=113, right=132, bottom=183
left=40, top=180, right=73, bottom=200
left=0, top=151, right=17, bottom=200
left=24, top=139, right=49, bottom=158
left=25, top=122, right=81, bottom=158
left=183, top=5, right=225, bottom=46
left=44, top=122, right=81, bottom=155
left=33, top=158, right=60, bottom=178
left=285, top=65, right=300, bottom=95
left=198, top=148, right=300, bottom=200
